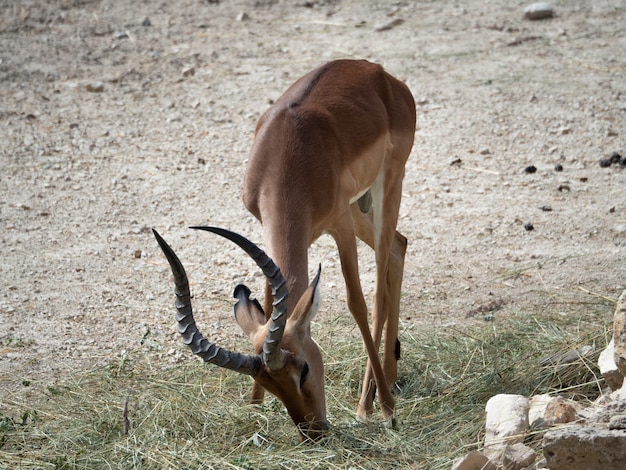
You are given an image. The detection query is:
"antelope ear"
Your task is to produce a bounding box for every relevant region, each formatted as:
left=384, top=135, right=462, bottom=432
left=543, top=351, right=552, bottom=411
left=289, top=265, right=322, bottom=334
left=233, top=284, right=266, bottom=339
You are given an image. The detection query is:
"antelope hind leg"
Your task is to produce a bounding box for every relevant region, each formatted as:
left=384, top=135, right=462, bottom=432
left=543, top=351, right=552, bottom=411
left=382, top=231, right=407, bottom=386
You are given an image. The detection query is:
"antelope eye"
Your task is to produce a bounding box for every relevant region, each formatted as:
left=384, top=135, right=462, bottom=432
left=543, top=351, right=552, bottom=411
left=299, top=362, right=309, bottom=387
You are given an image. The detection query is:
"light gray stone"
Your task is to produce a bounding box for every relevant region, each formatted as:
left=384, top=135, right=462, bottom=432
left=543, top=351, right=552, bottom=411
left=529, top=394, right=552, bottom=430
left=524, top=3, right=554, bottom=20
left=501, top=443, right=536, bottom=470
left=612, top=383, right=626, bottom=401
left=599, top=338, right=624, bottom=391
left=609, top=414, right=626, bottom=430
left=485, top=394, right=529, bottom=448
left=541, top=345, right=593, bottom=366
left=543, top=425, right=626, bottom=470
left=588, top=399, right=626, bottom=424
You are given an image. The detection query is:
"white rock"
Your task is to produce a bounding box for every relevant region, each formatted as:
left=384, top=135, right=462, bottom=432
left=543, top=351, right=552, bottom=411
left=485, top=394, right=529, bottom=449
left=599, top=337, right=624, bottom=391
left=501, top=443, right=537, bottom=470
left=529, top=394, right=552, bottom=429
left=543, top=425, right=626, bottom=470
left=524, top=3, right=554, bottom=20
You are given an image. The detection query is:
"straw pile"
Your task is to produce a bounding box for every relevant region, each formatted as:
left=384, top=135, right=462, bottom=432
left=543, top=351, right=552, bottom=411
left=0, top=309, right=610, bottom=469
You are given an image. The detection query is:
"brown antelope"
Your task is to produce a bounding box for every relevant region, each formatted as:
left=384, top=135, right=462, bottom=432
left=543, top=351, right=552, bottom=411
left=154, top=59, right=416, bottom=440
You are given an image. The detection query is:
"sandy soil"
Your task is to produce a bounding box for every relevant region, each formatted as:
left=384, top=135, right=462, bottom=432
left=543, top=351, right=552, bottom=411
left=1, top=0, right=624, bottom=400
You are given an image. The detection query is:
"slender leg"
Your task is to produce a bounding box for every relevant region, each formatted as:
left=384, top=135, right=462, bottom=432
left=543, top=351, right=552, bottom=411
left=350, top=206, right=383, bottom=417
left=249, top=280, right=273, bottom=405
left=331, top=215, right=395, bottom=420
left=250, top=381, right=266, bottom=404
left=383, top=231, right=407, bottom=385
left=351, top=199, right=407, bottom=412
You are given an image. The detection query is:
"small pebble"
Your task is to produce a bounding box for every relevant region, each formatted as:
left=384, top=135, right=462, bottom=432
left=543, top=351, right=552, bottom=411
left=540, top=205, right=553, bottom=212
left=524, top=3, right=554, bottom=20
left=554, top=164, right=563, bottom=172
left=600, top=152, right=623, bottom=168
left=142, top=17, right=151, bottom=27
left=610, top=152, right=622, bottom=164
left=85, top=81, right=105, bottom=92
left=524, top=165, right=537, bottom=173
left=375, top=18, right=405, bottom=32
left=134, top=249, right=142, bottom=259
left=524, top=222, right=534, bottom=231
left=182, top=67, right=195, bottom=77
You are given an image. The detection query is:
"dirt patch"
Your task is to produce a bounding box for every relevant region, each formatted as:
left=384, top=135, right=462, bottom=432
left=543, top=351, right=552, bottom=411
left=1, top=0, right=624, bottom=400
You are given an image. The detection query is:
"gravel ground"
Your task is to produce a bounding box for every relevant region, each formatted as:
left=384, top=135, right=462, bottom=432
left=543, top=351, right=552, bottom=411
left=1, top=0, right=624, bottom=400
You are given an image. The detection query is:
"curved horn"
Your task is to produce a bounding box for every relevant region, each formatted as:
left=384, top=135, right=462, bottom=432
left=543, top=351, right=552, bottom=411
left=152, top=229, right=262, bottom=376
left=191, top=226, right=288, bottom=371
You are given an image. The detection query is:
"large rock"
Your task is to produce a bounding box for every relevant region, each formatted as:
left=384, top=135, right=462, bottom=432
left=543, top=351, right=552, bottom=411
left=543, top=425, right=626, bottom=470
left=485, top=394, right=529, bottom=448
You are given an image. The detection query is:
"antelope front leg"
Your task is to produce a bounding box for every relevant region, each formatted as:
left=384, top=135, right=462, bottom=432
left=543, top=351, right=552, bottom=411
left=248, top=280, right=276, bottom=405
left=250, top=381, right=266, bottom=404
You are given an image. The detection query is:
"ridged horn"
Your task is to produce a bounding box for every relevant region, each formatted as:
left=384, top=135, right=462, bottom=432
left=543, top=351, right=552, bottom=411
left=190, top=226, right=288, bottom=371
left=152, top=229, right=262, bottom=376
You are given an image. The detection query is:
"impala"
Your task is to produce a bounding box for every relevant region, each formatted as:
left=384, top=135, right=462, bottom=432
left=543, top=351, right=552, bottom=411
left=154, top=59, right=416, bottom=440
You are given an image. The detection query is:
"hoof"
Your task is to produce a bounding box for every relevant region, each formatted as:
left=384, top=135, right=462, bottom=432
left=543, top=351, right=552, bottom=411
left=383, top=416, right=398, bottom=430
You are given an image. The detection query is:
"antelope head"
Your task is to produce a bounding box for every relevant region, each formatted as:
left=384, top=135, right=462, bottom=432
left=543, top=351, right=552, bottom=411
left=153, top=227, right=328, bottom=440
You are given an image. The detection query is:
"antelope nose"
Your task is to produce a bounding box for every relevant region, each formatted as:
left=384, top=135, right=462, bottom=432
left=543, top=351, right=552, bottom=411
left=298, top=419, right=329, bottom=441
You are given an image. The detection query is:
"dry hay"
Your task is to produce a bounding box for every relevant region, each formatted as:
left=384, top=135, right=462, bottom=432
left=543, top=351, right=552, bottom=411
left=0, top=302, right=612, bottom=469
